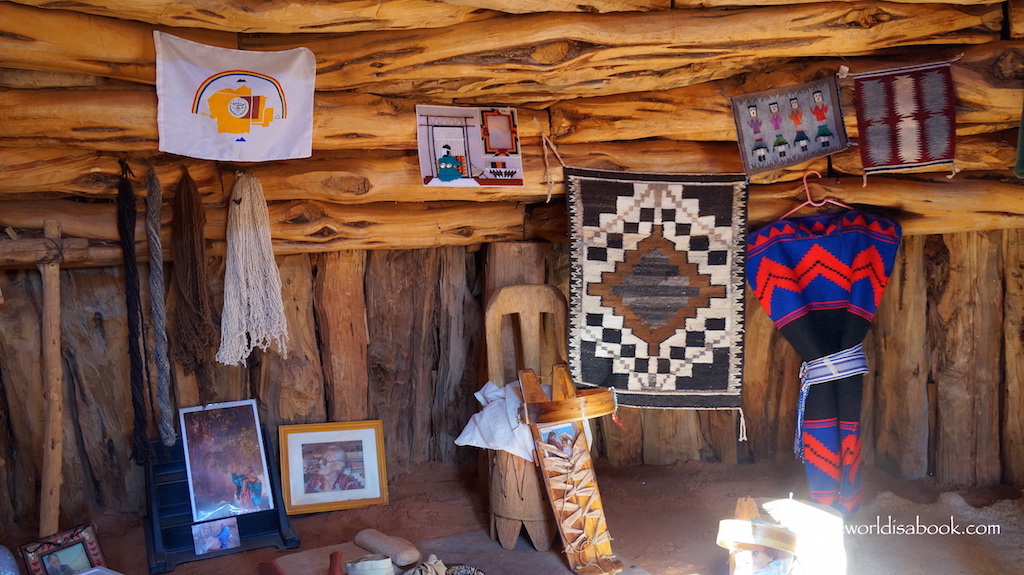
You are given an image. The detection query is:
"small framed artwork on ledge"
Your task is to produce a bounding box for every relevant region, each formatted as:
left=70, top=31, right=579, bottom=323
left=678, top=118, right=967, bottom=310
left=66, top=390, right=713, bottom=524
left=20, top=522, right=106, bottom=575
left=279, top=420, right=389, bottom=515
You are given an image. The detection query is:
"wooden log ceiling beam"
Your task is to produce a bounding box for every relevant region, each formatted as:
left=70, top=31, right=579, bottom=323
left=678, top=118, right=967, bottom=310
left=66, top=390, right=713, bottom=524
left=0, top=198, right=526, bottom=267
left=246, top=3, right=1001, bottom=103
left=0, top=2, right=235, bottom=83
left=5, top=0, right=500, bottom=34
left=0, top=89, right=546, bottom=152
left=1, top=127, right=1017, bottom=201
left=0, top=3, right=1001, bottom=103
left=528, top=172, right=1024, bottom=240
left=550, top=42, right=1024, bottom=144
left=1, top=40, right=1017, bottom=152
left=3, top=171, right=1024, bottom=269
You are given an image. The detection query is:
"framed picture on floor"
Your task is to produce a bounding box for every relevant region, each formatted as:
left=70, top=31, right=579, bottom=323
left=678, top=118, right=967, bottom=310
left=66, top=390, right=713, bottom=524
left=279, top=420, right=389, bottom=515
left=19, top=522, right=106, bottom=575
left=180, top=399, right=275, bottom=522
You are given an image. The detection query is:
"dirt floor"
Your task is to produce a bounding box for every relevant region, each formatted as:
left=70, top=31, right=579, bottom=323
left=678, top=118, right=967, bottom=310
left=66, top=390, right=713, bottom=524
left=5, top=457, right=1024, bottom=575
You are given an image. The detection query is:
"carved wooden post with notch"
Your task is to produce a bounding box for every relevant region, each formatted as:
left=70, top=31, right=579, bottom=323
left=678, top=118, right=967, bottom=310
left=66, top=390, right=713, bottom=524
left=520, top=365, right=623, bottom=575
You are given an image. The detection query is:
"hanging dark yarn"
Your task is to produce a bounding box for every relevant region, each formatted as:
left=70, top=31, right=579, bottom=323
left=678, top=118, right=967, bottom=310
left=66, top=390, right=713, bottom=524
left=146, top=168, right=177, bottom=446
left=168, top=166, right=219, bottom=404
left=117, top=159, right=149, bottom=465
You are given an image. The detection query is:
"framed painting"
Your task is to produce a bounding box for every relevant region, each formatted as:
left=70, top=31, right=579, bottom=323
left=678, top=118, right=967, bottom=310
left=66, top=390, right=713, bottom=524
left=19, top=522, right=105, bottom=575
left=179, top=399, right=274, bottom=522
left=415, top=104, right=524, bottom=187
left=279, top=420, right=389, bottom=515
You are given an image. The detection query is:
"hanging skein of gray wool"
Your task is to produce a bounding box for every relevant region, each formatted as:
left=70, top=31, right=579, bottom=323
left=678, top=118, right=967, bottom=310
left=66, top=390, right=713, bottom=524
left=146, top=168, right=176, bottom=447
left=117, top=159, right=149, bottom=464
left=216, top=172, right=289, bottom=366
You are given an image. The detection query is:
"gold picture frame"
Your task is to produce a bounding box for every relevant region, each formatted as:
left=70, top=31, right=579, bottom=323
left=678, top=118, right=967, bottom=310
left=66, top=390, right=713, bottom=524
left=279, top=420, right=389, bottom=515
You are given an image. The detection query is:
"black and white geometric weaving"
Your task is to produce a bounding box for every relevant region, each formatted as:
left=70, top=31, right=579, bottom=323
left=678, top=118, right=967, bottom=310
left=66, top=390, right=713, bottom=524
left=565, top=168, right=747, bottom=409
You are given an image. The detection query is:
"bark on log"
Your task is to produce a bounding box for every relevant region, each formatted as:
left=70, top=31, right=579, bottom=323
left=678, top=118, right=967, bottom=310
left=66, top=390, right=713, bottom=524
left=313, top=251, right=369, bottom=422
left=0, top=271, right=46, bottom=527
left=550, top=42, right=1024, bottom=144
left=7, top=0, right=497, bottom=34
left=60, top=267, right=147, bottom=515
left=246, top=3, right=1001, bottom=103
left=254, top=254, right=326, bottom=435
left=365, top=249, right=439, bottom=476
left=433, top=246, right=482, bottom=464
left=869, top=235, right=929, bottom=480
left=928, top=232, right=1003, bottom=487
left=1003, top=228, right=1024, bottom=485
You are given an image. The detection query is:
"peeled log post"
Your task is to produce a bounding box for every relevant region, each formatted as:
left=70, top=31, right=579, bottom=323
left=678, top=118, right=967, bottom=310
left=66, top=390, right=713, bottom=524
left=38, top=219, right=62, bottom=537
left=313, top=251, right=370, bottom=422
left=869, top=236, right=929, bottom=480
left=928, top=232, right=1003, bottom=487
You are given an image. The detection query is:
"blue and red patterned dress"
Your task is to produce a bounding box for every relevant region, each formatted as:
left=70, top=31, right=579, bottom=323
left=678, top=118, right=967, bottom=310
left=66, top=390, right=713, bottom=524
left=747, top=209, right=901, bottom=514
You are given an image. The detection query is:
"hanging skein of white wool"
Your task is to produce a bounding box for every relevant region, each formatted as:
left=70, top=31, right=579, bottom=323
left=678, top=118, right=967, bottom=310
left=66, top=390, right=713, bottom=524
left=216, top=172, right=289, bottom=365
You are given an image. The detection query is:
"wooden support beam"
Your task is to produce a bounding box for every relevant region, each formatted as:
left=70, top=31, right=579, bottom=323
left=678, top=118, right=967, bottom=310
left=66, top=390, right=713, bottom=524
left=38, top=219, right=63, bottom=537
left=549, top=42, right=1024, bottom=145
left=6, top=0, right=497, bottom=35
left=0, top=90, right=546, bottom=152
left=929, top=232, right=1003, bottom=487
left=248, top=2, right=1000, bottom=103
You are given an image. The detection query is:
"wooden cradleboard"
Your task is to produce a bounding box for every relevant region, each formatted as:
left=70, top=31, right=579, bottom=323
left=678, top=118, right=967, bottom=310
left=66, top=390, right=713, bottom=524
left=519, top=365, right=623, bottom=575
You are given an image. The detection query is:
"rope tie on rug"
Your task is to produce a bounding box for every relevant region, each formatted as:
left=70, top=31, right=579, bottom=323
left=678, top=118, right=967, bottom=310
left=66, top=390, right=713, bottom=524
left=532, top=117, right=565, bottom=203
left=117, top=159, right=150, bottom=465
left=146, top=168, right=176, bottom=447
left=794, top=343, right=868, bottom=458
left=216, top=172, right=289, bottom=365
left=169, top=166, right=219, bottom=404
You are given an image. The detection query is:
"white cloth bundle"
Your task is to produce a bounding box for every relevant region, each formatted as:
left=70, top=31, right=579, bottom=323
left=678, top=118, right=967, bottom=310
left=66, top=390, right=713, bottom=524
left=216, top=172, right=289, bottom=365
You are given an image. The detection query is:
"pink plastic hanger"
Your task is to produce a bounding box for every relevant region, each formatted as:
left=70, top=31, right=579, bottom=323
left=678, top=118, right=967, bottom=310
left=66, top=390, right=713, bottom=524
left=779, top=170, right=852, bottom=220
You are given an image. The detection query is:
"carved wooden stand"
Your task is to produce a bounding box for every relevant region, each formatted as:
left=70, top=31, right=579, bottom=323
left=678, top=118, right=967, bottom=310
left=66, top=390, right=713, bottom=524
left=520, top=365, right=623, bottom=575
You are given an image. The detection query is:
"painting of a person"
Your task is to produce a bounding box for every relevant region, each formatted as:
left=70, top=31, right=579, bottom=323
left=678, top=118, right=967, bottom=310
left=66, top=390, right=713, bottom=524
left=436, top=144, right=463, bottom=181
left=231, top=466, right=263, bottom=511
left=45, top=554, right=74, bottom=575
left=305, top=446, right=362, bottom=493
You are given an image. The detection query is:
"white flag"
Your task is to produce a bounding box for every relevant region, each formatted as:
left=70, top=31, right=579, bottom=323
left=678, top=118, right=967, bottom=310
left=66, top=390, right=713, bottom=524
left=154, top=31, right=315, bottom=162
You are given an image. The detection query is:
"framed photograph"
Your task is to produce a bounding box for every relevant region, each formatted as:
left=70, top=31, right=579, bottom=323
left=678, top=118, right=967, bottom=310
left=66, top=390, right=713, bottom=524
left=180, top=399, right=275, bottom=522
left=279, top=420, right=388, bottom=515
left=191, top=517, right=241, bottom=556
left=19, top=522, right=105, bottom=575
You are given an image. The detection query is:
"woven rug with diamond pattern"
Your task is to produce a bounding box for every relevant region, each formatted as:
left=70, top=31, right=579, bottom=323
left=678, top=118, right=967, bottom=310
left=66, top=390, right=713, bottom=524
left=565, top=168, right=748, bottom=409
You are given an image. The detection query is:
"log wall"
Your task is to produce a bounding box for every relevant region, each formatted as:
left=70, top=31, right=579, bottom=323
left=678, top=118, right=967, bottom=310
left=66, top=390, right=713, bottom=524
left=0, top=0, right=1022, bottom=533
